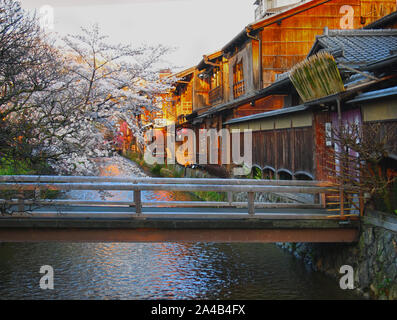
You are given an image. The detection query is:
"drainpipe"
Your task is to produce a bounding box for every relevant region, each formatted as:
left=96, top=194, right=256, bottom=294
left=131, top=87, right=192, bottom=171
left=337, top=97, right=342, bottom=128
left=336, top=97, right=345, bottom=217
left=246, top=27, right=263, bottom=89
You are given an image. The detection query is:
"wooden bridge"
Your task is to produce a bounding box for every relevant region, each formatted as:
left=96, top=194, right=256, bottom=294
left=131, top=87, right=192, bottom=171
left=0, top=176, right=361, bottom=243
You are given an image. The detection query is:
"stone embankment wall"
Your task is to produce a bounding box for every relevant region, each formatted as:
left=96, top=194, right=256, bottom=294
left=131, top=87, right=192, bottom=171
left=278, top=210, right=397, bottom=300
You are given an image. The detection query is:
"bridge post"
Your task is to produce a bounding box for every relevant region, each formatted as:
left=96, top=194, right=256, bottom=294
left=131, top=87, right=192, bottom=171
left=314, top=193, right=319, bottom=205
left=35, top=188, right=41, bottom=201
left=227, top=191, right=233, bottom=205
left=359, top=191, right=364, bottom=217
left=320, top=193, right=326, bottom=208
left=314, top=192, right=326, bottom=208
left=17, top=190, right=25, bottom=213
left=134, top=190, right=142, bottom=216
left=248, top=192, right=255, bottom=216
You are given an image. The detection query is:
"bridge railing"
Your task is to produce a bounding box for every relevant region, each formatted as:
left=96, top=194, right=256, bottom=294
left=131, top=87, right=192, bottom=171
left=0, top=176, right=355, bottom=218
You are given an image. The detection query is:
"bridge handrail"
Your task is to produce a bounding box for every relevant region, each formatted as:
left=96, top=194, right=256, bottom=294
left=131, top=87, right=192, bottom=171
left=0, top=175, right=335, bottom=186
left=0, top=176, right=356, bottom=217
left=0, top=182, right=335, bottom=194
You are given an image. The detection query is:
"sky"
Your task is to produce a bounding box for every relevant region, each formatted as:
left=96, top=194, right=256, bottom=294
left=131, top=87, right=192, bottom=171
left=20, top=0, right=256, bottom=71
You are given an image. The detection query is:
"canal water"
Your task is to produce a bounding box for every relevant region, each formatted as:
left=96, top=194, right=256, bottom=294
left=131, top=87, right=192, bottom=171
left=0, top=157, right=360, bottom=300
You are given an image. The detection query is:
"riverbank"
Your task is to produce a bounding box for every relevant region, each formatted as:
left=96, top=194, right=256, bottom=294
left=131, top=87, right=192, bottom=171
left=278, top=212, right=397, bottom=300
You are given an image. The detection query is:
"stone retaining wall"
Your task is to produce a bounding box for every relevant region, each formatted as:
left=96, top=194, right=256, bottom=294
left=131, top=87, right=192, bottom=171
left=278, top=211, right=397, bottom=300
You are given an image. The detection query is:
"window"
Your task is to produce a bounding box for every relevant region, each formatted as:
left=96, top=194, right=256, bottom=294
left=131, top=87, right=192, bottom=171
left=210, top=68, right=221, bottom=90
left=209, top=67, right=223, bottom=105
left=233, top=60, right=245, bottom=99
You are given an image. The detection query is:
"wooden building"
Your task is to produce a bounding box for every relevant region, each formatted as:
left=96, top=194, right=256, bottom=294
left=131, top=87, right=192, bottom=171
left=250, top=0, right=396, bottom=87
left=173, top=0, right=395, bottom=174
left=166, top=0, right=396, bottom=122
left=152, top=1, right=397, bottom=177
left=225, top=27, right=397, bottom=181
left=183, top=0, right=395, bottom=143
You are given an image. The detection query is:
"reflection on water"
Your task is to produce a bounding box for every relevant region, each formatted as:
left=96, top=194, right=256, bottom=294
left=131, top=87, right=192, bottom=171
left=0, top=158, right=360, bottom=299
left=0, top=242, right=359, bottom=300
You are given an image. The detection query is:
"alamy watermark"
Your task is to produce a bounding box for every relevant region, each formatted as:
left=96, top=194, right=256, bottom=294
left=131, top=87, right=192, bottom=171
left=339, top=5, right=354, bottom=29
left=144, top=126, right=253, bottom=176
left=39, top=265, right=54, bottom=290
left=339, top=265, right=355, bottom=290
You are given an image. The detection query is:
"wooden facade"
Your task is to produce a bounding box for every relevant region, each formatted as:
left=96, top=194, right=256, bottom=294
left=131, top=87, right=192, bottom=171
left=250, top=127, right=314, bottom=179
left=150, top=1, right=397, bottom=180
left=215, top=0, right=397, bottom=124
left=228, top=109, right=315, bottom=179
left=249, top=0, right=397, bottom=88
left=163, top=0, right=396, bottom=125
left=160, top=67, right=196, bottom=125
left=194, top=51, right=224, bottom=110
left=359, top=95, right=397, bottom=157
left=222, top=1, right=397, bottom=180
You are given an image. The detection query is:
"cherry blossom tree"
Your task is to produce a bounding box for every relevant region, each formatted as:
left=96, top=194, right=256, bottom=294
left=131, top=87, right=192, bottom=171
left=0, top=0, right=66, bottom=172
left=0, top=0, right=175, bottom=175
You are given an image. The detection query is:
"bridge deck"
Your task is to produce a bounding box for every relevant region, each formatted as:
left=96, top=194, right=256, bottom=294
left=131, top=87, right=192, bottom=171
left=0, top=206, right=360, bottom=243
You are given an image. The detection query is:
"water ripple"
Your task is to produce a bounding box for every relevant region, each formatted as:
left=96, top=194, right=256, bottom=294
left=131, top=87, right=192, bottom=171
left=0, top=242, right=360, bottom=300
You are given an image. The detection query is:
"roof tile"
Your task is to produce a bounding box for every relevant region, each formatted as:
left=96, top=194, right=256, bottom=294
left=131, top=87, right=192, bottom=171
left=312, top=29, right=397, bottom=66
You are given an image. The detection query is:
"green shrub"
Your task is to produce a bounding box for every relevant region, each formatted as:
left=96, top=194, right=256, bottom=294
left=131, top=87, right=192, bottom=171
left=193, top=191, right=227, bottom=202
left=252, top=167, right=262, bottom=180
left=0, top=158, right=48, bottom=175
left=150, top=164, right=164, bottom=176
left=160, top=167, right=174, bottom=178
left=125, top=151, right=142, bottom=163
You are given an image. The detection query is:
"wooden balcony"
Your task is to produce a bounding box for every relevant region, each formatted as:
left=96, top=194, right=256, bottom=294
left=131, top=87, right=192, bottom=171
left=233, top=80, right=245, bottom=99
left=209, top=86, right=223, bottom=105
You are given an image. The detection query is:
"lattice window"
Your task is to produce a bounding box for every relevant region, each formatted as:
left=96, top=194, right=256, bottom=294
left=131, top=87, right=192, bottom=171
left=233, top=60, right=245, bottom=99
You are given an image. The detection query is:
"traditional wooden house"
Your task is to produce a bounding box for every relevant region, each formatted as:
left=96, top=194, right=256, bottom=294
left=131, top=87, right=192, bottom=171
left=154, top=67, right=195, bottom=127
left=224, top=28, right=397, bottom=181
left=186, top=51, right=226, bottom=131
left=148, top=1, right=397, bottom=176
left=307, top=28, right=397, bottom=181
left=191, top=0, right=396, bottom=127
left=249, top=0, right=396, bottom=87
left=179, top=0, right=396, bottom=175
left=171, top=67, right=195, bottom=126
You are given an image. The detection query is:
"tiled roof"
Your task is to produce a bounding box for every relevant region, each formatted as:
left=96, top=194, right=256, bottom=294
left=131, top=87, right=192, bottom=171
left=346, top=86, right=397, bottom=104
left=309, top=29, right=397, bottom=67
